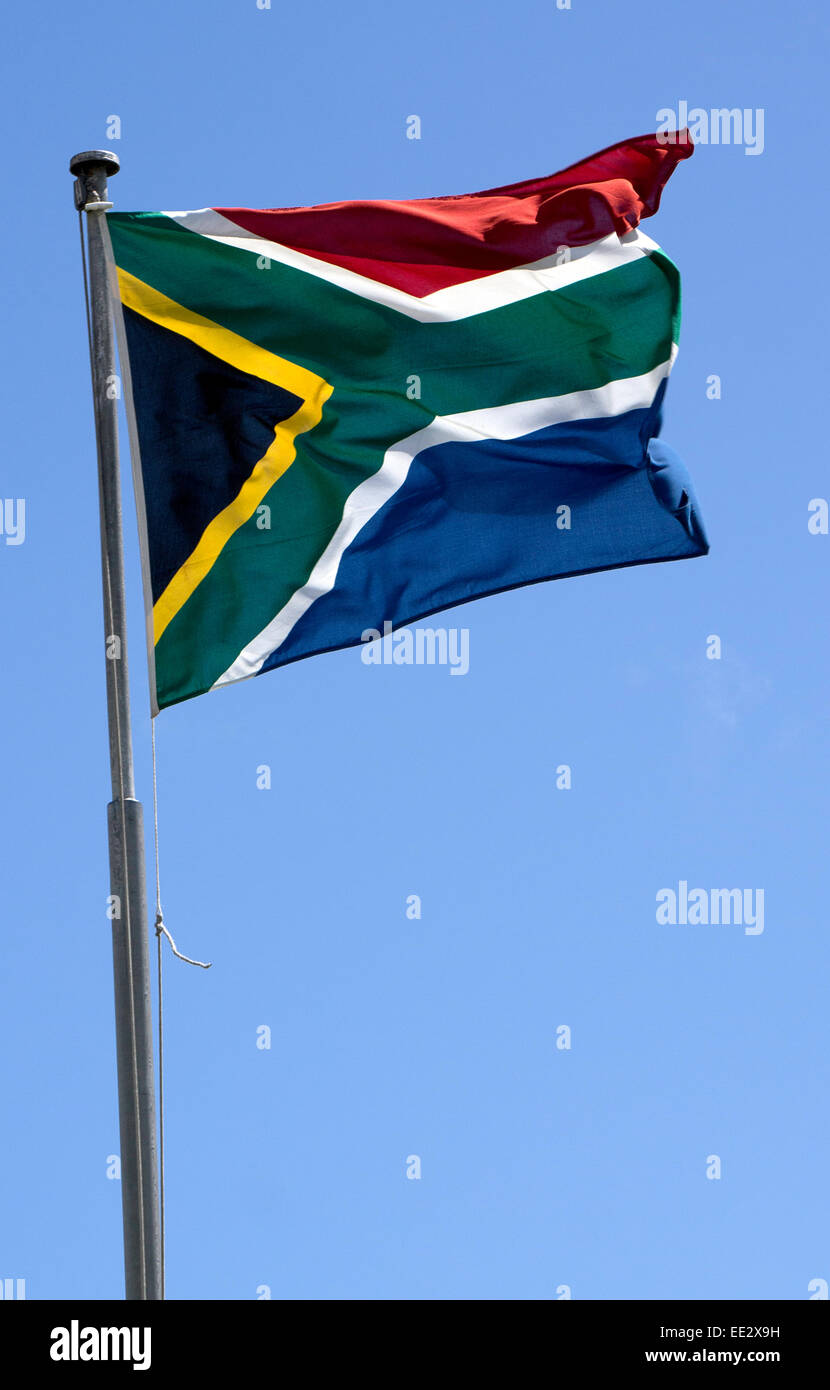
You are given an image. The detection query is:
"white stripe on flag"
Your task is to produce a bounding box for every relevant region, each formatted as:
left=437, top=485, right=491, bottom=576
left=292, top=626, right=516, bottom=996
left=163, top=210, right=658, bottom=323
left=212, top=353, right=677, bottom=690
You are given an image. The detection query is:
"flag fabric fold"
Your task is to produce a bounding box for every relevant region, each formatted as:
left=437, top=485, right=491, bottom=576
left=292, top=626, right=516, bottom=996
left=107, top=131, right=706, bottom=712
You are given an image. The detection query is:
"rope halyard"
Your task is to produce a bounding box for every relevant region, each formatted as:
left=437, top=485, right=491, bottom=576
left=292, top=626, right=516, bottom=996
left=150, top=720, right=212, bottom=970
left=150, top=717, right=211, bottom=1302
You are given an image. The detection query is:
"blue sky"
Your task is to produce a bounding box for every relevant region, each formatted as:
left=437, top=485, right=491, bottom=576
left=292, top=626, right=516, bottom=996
left=1, top=0, right=828, bottom=1300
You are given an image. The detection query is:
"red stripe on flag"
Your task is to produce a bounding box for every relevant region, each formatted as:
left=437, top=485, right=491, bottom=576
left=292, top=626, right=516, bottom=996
left=215, top=132, right=692, bottom=297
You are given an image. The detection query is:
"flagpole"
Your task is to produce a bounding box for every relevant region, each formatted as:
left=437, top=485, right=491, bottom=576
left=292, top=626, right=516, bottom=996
left=70, top=150, right=162, bottom=1301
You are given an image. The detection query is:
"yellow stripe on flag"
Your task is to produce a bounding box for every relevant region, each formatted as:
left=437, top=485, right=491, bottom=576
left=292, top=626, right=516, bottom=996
left=116, top=268, right=333, bottom=644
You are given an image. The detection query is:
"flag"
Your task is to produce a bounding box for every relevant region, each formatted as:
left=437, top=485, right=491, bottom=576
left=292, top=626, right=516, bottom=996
left=107, top=131, right=707, bottom=712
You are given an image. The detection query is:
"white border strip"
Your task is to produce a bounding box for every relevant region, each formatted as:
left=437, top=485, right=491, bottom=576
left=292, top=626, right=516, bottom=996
left=163, top=209, right=658, bottom=323
left=213, top=352, right=676, bottom=690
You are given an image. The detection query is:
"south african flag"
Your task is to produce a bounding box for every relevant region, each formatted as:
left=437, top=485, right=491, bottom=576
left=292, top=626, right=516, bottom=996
left=107, top=131, right=707, bottom=712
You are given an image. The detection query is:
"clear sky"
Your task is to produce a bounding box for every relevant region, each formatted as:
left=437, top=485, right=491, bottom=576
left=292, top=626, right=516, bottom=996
left=1, top=0, right=828, bottom=1300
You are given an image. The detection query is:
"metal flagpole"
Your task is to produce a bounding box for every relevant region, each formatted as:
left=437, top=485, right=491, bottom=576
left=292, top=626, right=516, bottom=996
left=70, top=150, right=162, bottom=1301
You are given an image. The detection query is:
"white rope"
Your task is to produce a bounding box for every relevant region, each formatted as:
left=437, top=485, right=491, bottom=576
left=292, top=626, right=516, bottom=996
left=150, top=722, right=212, bottom=971
left=150, top=718, right=212, bottom=1303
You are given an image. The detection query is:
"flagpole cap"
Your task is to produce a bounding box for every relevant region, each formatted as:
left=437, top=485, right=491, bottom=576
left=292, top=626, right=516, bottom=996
left=69, top=149, right=120, bottom=178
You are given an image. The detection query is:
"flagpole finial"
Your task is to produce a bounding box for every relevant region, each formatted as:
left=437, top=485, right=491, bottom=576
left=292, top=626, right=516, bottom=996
left=69, top=149, right=120, bottom=177
left=69, top=150, right=120, bottom=211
